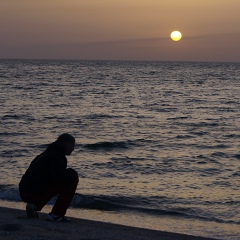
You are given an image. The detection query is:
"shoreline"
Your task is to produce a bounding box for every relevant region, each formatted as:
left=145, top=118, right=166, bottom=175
left=0, top=206, right=218, bottom=240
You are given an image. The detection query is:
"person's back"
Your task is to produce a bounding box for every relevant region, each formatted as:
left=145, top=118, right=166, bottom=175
left=19, top=141, right=68, bottom=194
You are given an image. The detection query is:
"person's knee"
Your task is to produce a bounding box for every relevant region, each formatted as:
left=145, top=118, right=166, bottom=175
left=65, top=168, right=79, bottom=183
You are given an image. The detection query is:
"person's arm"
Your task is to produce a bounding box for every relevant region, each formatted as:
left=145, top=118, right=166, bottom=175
left=48, top=152, right=68, bottom=185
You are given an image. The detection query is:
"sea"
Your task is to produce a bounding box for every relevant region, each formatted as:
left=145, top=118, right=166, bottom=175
left=0, top=59, right=239, bottom=239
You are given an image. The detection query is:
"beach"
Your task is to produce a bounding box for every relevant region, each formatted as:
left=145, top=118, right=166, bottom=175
left=0, top=206, right=217, bottom=240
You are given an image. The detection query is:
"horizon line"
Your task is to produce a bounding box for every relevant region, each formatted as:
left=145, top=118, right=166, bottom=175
left=0, top=58, right=239, bottom=64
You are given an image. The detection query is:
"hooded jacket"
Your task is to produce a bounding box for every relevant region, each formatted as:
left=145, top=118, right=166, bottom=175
left=19, top=142, right=69, bottom=194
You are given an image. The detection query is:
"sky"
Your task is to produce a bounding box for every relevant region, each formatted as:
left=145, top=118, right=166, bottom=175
left=1, top=0, right=240, bottom=62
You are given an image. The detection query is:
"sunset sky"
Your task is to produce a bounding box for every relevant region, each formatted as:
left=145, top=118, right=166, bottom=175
left=1, top=0, right=240, bottom=62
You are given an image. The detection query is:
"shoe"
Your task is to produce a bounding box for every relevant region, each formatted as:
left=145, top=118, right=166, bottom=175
left=26, top=203, right=39, bottom=218
left=47, top=213, right=71, bottom=222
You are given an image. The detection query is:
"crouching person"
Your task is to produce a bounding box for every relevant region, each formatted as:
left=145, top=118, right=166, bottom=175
left=19, top=133, right=79, bottom=222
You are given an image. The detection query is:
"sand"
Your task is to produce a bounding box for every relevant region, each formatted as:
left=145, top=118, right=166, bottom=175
left=0, top=206, right=219, bottom=240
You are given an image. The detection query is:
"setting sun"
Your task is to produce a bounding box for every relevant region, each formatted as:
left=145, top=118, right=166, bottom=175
left=171, top=31, right=182, bottom=41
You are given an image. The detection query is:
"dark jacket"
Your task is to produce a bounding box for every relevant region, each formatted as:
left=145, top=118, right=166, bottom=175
left=19, top=142, right=69, bottom=194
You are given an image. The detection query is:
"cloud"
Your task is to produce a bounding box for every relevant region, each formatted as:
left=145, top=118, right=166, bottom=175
left=1, top=33, right=240, bottom=62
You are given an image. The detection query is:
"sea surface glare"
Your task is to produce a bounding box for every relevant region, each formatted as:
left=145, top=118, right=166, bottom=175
left=0, top=60, right=240, bottom=239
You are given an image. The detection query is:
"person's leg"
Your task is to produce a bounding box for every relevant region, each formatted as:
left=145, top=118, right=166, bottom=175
left=20, top=168, right=79, bottom=217
left=20, top=190, right=59, bottom=218
left=20, top=187, right=61, bottom=212
left=50, top=168, right=79, bottom=217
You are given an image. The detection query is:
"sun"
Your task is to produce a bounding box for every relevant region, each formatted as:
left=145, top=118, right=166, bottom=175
left=171, top=31, right=182, bottom=41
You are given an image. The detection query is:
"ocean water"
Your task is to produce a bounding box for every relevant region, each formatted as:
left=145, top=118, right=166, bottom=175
left=0, top=59, right=240, bottom=239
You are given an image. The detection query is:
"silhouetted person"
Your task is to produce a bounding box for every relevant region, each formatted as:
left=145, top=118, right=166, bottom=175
left=19, top=133, right=79, bottom=222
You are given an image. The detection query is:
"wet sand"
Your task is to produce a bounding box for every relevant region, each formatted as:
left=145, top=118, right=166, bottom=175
left=0, top=206, right=218, bottom=240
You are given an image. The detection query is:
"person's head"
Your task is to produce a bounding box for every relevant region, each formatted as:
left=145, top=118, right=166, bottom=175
left=56, top=133, right=75, bottom=156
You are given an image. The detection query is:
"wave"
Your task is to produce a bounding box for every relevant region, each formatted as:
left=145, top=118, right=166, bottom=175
left=81, top=138, right=156, bottom=151
left=0, top=185, right=22, bottom=202
left=0, top=186, right=239, bottom=225
left=1, top=114, right=35, bottom=121
left=71, top=194, right=240, bottom=225
left=82, top=140, right=142, bottom=151
left=0, top=132, right=27, bottom=137
left=84, top=113, right=122, bottom=119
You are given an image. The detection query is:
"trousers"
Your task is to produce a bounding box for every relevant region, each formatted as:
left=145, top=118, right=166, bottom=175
left=20, top=168, right=79, bottom=217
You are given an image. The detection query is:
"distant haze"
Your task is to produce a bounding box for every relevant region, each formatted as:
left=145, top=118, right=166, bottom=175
left=1, top=0, right=240, bottom=62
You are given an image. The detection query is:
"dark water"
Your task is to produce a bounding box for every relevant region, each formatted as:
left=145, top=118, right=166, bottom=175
left=0, top=60, right=240, bottom=239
